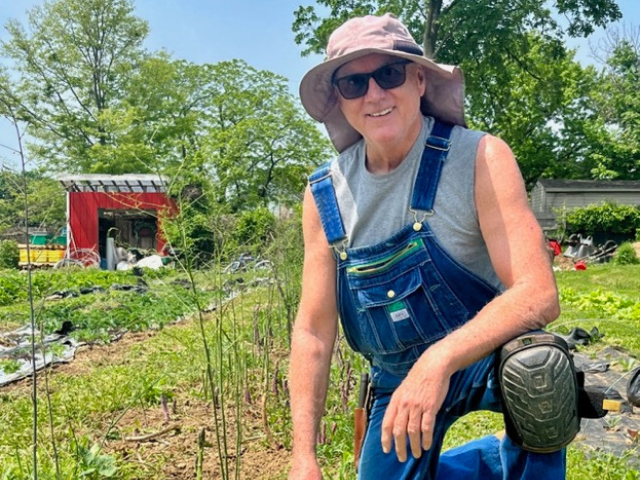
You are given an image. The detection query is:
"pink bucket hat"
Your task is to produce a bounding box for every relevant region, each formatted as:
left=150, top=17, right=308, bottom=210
left=299, top=13, right=466, bottom=153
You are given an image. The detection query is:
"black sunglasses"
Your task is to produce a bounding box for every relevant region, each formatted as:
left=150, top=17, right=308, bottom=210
left=333, top=60, right=412, bottom=100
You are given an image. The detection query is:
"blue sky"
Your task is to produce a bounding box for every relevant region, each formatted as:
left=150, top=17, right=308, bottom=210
left=0, top=0, right=638, bottom=168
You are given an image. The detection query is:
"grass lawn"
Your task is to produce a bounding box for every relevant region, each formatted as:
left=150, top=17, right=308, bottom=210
left=553, top=263, right=640, bottom=355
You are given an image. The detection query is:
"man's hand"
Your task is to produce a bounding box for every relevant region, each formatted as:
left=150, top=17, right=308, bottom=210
left=289, top=455, right=323, bottom=480
left=380, top=356, right=451, bottom=462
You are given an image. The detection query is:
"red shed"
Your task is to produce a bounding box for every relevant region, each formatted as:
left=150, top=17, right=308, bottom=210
left=58, top=174, right=176, bottom=267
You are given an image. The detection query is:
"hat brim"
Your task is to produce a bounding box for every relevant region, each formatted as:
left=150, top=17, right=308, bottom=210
left=299, top=48, right=466, bottom=153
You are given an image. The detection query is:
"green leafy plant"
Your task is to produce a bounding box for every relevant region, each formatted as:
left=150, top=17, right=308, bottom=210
left=0, top=359, right=21, bottom=375
left=77, top=443, right=117, bottom=479
left=565, top=288, right=635, bottom=317
left=0, top=240, right=19, bottom=269
left=616, top=357, right=639, bottom=373
left=613, top=242, right=639, bottom=266
left=235, top=207, right=276, bottom=252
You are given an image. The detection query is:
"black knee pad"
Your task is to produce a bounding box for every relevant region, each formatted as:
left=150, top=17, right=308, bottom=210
left=498, top=332, right=580, bottom=453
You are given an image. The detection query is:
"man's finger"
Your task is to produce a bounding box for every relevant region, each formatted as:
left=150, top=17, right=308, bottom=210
left=421, top=411, right=435, bottom=451
left=393, top=408, right=410, bottom=462
left=407, top=408, right=423, bottom=459
left=381, top=404, right=397, bottom=454
left=394, top=426, right=408, bottom=462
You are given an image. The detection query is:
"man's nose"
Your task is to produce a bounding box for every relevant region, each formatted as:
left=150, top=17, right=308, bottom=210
left=364, top=77, right=386, bottom=100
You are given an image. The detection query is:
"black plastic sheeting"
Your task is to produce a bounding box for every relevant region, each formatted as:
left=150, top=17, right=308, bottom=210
left=629, top=367, right=640, bottom=408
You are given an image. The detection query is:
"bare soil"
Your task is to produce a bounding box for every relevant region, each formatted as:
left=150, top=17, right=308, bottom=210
left=2, top=328, right=290, bottom=480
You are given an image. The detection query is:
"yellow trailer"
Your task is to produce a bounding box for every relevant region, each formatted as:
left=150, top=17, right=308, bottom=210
left=18, top=245, right=65, bottom=266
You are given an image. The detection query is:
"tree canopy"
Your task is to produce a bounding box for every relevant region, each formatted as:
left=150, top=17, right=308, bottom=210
left=0, top=0, right=149, bottom=170
left=0, top=168, right=66, bottom=234
left=587, top=28, right=640, bottom=179
left=200, top=60, right=332, bottom=211
left=0, top=0, right=332, bottom=218
left=292, top=0, right=630, bottom=187
left=293, top=0, right=622, bottom=60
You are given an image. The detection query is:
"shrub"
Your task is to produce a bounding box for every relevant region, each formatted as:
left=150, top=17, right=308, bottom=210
left=563, top=202, right=640, bottom=238
left=235, top=207, right=276, bottom=249
left=161, top=206, right=217, bottom=267
left=613, top=242, right=639, bottom=265
left=0, top=240, right=20, bottom=269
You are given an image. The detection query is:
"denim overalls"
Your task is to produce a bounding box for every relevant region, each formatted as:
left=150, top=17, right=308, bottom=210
left=309, top=121, right=566, bottom=479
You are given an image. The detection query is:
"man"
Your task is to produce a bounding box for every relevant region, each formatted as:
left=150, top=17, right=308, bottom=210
left=289, top=13, right=577, bottom=480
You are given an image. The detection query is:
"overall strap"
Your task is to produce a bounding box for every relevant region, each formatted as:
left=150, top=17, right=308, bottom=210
left=410, top=120, right=454, bottom=215
left=308, top=163, right=348, bottom=256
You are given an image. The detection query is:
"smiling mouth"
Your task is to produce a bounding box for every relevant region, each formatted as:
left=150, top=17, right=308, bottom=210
left=368, top=107, right=393, bottom=117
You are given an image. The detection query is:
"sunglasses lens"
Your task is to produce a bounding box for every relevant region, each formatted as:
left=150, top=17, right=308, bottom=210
left=335, top=61, right=409, bottom=100
left=374, top=63, right=407, bottom=89
left=337, top=74, right=368, bottom=99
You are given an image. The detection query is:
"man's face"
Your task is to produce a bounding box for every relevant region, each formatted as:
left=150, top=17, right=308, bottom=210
left=335, top=53, right=425, bottom=155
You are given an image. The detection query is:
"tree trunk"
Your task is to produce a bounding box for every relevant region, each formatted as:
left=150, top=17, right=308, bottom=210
left=423, top=0, right=442, bottom=58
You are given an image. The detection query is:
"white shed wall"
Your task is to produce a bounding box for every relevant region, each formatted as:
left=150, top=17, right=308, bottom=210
left=547, top=192, right=640, bottom=211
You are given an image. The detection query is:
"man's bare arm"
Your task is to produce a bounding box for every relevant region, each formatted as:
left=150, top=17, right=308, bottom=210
left=380, top=134, right=560, bottom=460
left=289, top=185, right=339, bottom=479
left=425, top=133, right=560, bottom=371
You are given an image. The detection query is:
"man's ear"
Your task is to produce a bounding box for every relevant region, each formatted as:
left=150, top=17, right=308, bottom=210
left=416, top=66, right=427, bottom=96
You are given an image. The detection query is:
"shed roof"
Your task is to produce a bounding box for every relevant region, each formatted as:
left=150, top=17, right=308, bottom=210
left=536, top=179, right=640, bottom=192
left=58, top=174, right=168, bottom=193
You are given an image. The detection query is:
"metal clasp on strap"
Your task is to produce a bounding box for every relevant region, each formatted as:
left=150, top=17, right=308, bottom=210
left=331, top=239, right=349, bottom=261
left=310, top=170, right=332, bottom=184
left=410, top=208, right=434, bottom=231
left=426, top=136, right=451, bottom=152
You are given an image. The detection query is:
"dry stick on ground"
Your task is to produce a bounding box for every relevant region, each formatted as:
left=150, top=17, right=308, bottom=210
left=124, top=423, right=181, bottom=442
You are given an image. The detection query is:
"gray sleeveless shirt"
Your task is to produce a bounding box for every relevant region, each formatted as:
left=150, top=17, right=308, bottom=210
left=328, top=116, right=504, bottom=291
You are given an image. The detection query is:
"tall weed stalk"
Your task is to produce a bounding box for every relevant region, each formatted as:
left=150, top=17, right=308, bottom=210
left=162, top=182, right=236, bottom=479
left=3, top=105, right=47, bottom=479
left=267, top=207, right=303, bottom=345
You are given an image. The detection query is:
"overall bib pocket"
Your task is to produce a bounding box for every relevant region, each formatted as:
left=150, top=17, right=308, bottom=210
left=345, top=237, right=469, bottom=355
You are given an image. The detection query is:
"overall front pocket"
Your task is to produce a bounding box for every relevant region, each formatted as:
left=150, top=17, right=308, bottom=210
left=349, top=263, right=454, bottom=354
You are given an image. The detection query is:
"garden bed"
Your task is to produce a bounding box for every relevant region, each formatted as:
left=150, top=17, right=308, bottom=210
left=0, top=263, right=639, bottom=478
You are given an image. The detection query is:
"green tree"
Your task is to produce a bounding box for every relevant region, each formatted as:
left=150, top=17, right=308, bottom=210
left=0, top=0, right=149, bottom=172
left=587, top=27, right=640, bottom=180
left=0, top=170, right=21, bottom=233
left=0, top=74, right=66, bottom=236
left=292, top=0, right=622, bottom=188
left=126, top=58, right=333, bottom=211
left=1, top=0, right=331, bottom=214
left=0, top=168, right=66, bottom=234
left=236, top=207, right=277, bottom=248
left=161, top=180, right=221, bottom=267
left=0, top=240, right=20, bottom=269
left=467, top=33, right=601, bottom=187
left=200, top=60, right=332, bottom=211
left=293, top=1, right=621, bottom=61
